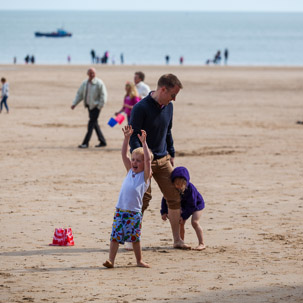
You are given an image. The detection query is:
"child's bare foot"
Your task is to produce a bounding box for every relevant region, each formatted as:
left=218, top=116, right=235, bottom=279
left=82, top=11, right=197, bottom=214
left=174, top=241, right=191, bottom=250
left=137, top=261, right=150, bottom=268
left=193, top=244, right=206, bottom=251
left=103, top=260, right=114, bottom=268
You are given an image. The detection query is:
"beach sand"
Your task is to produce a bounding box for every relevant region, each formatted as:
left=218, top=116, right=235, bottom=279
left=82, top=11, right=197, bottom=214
left=1, top=64, right=303, bottom=302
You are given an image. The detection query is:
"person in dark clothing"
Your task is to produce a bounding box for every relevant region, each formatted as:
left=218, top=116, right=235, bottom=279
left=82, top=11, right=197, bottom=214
left=90, top=49, right=96, bottom=63
left=129, top=73, right=190, bottom=249
left=161, top=166, right=205, bottom=251
left=224, top=48, right=229, bottom=65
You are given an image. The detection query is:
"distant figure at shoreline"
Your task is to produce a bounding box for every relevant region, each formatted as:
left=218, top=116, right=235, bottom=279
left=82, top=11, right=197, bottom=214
left=24, top=55, right=30, bottom=64
left=206, top=50, right=221, bottom=65
left=179, top=56, right=184, bottom=65
left=165, top=55, right=170, bottom=65
left=67, top=55, right=71, bottom=64
left=224, top=48, right=229, bottom=65
left=90, top=49, right=96, bottom=64
left=120, top=53, right=124, bottom=64
left=13, top=57, right=17, bottom=64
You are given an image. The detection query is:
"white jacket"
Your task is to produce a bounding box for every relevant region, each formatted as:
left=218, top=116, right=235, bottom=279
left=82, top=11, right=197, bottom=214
left=72, top=77, right=107, bottom=110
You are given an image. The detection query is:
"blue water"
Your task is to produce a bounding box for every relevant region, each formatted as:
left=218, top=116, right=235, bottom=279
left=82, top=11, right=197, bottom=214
left=0, top=11, right=303, bottom=65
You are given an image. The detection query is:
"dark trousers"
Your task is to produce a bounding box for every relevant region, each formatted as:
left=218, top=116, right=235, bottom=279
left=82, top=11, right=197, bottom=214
left=82, top=107, right=106, bottom=146
left=0, top=96, right=9, bottom=112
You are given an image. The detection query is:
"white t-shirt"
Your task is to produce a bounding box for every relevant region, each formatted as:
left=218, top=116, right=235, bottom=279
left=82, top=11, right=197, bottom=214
left=116, top=170, right=150, bottom=212
left=136, top=81, right=150, bottom=99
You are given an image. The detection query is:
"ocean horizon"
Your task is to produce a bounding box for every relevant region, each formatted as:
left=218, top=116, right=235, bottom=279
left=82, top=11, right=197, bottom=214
left=0, top=10, right=303, bottom=66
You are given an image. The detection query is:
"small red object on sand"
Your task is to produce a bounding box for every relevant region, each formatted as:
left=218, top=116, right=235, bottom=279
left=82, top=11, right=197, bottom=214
left=49, top=228, right=74, bottom=246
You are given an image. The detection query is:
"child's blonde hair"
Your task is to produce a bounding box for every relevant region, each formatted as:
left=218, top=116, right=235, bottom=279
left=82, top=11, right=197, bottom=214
left=132, top=147, right=154, bottom=161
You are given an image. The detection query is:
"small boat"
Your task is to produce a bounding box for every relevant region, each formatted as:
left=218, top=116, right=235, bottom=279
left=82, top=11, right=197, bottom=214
left=35, top=29, right=72, bottom=38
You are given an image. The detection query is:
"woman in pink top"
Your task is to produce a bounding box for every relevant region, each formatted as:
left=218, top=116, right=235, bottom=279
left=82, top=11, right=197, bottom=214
left=115, top=82, right=140, bottom=123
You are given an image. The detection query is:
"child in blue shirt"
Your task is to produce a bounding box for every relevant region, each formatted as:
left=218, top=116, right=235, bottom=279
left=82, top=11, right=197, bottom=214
left=161, top=166, right=206, bottom=250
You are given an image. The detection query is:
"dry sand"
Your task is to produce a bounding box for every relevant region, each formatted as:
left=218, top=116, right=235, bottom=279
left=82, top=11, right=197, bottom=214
left=0, top=64, right=303, bottom=303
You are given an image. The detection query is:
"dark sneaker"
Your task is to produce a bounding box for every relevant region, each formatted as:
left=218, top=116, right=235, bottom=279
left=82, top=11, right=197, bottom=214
left=95, top=143, right=107, bottom=148
left=78, top=144, right=88, bottom=148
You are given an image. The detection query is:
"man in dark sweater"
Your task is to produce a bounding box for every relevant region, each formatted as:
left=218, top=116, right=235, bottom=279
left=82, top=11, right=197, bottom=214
left=129, top=74, right=190, bottom=249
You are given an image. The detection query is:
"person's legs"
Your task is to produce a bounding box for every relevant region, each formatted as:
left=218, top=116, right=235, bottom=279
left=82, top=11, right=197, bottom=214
left=93, top=108, right=107, bottom=145
left=152, top=155, right=190, bottom=249
left=133, top=241, right=150, bottom=268
left=191, top=210, right=205, bottom=250
left=180, top=221, right=185, bottom=241
left=2, top=96, right=9, bottom=112
left=82, top=108, right=97, bottom=146
left=103, top=240, right=119, bottom=268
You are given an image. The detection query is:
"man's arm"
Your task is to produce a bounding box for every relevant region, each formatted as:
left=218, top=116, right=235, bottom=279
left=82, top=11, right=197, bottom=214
left=98, top=80, right=108, bottom=108
left=71, top=81, right=85, bottom=109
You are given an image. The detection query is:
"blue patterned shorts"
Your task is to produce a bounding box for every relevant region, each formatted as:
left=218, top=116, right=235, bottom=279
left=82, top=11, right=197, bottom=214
left=110, top=208, right=142, bottom=244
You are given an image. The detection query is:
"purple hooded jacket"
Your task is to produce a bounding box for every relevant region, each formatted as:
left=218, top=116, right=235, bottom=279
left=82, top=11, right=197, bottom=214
left=161, top=167, right=205, bottom=220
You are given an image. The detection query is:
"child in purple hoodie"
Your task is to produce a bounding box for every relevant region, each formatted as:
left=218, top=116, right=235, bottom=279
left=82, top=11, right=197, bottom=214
left=161, top=166, right=205, bottom=250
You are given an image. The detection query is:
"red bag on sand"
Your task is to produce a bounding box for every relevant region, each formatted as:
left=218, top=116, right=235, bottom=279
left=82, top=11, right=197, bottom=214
left=49, top=228, right=74, bottom=246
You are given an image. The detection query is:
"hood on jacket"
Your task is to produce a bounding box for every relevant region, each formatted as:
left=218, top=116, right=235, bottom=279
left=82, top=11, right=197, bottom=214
left=171, top=166, right=190, bottom=186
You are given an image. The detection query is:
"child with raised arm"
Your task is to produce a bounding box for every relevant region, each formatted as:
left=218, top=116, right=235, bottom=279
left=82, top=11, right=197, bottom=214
left=161, top=167, right=206, bottom=251
left=103, top=125, right=152, bottom=268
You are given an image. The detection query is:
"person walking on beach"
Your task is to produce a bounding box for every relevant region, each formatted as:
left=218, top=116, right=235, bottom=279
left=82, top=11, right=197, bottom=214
left=115, top=82, right=140, bottom=124
left=71, top=67, right=108, bottom=148
left=134, top=71, right=150, bottom=99
left=1, top=77, right=9, bottom=114
left=129, top=73, right=190, bottom=249
left=161, top=166, right=206, bottom=251
left=103, top=125, right=152, bottom=269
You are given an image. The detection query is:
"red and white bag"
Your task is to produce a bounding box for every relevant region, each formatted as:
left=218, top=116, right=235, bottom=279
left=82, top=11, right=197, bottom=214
left=49, top=228, right=74, bottom=246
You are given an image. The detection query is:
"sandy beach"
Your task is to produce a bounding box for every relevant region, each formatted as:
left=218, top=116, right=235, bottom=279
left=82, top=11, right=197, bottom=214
left=1, top=64, right=303, bottom=303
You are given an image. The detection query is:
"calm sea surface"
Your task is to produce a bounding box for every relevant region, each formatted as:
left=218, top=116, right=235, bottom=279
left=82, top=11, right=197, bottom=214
left=0, top=11, right=303, bottom=65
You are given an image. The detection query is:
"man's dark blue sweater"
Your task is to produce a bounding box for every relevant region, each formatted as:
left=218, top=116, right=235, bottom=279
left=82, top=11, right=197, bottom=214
left=129, top=92, right=175, bottom=159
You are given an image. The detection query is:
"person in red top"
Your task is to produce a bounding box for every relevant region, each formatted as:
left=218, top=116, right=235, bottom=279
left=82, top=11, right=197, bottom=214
left=115, top=82, right=140, bottom=124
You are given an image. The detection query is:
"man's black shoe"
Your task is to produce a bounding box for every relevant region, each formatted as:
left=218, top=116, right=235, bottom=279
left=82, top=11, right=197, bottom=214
left=78, top=144, right=88, bottom=149
left=95, top=143, right=107, bottom=148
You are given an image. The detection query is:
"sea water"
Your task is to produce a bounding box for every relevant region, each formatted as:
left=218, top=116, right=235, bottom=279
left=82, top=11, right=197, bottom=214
left=0, top=10, right=303, bottom=65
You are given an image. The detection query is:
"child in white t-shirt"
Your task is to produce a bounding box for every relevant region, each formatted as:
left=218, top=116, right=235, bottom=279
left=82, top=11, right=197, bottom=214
left=103, top=125, right=152, bottom=268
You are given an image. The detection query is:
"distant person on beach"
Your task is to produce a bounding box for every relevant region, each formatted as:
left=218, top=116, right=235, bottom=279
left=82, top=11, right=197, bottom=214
left=13, top=57, right=17, bottom=64
left=224, top=48, right=229, bottom=65
left=103, top=125, right=152, bottom=269
left=1, top=77, right=9, bottom=114
left=24, top=55, right=30, bottom=64
left=71, top=67, right=108, bottom=149
left=179, top=56, right=184, bottom=65
left=134, top=71, right=150, bottom=99
left=160, top=166, right=206, bottom=251
left=165, top=55, right=170, bottom=65
left=30, top=55, right=35, bottom=64
left=120, top=53, right=124, bottom=64
left=67, top=55, right=71, bottom=64
left=90, top=49, right=96, bottom=64
left=129, top=73, right=190, bottom=249
left=206, top=50, right=221, bottom=65
left=115, top=82, right=140, bottom=124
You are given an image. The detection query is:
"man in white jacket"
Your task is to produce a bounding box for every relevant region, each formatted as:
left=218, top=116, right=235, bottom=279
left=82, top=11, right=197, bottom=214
left=71, top=68, right=108, bottom=148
